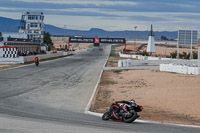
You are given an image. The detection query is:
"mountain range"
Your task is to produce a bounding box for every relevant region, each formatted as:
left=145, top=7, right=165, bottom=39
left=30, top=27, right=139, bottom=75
left=0, top=16, right=177, bottom=40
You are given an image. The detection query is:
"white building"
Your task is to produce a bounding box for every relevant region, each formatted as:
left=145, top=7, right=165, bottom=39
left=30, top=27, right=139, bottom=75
left=2, top=32, right=28, bottom=41
left=18, top=12, right=44, bottom=43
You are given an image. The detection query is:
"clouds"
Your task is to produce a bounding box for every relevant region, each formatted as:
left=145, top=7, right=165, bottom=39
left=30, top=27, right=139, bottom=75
left=0, top=0, right=200, bottom=31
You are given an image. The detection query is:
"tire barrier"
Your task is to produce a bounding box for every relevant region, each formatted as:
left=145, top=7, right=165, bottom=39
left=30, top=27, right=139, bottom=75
left=118, top=59, right=132, bottom=67
left=160, top=64, right=200, bottom=75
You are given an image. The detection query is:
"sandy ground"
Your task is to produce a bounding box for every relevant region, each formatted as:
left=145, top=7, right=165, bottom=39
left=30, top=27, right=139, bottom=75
left=91, top=70, right=200, bottom=125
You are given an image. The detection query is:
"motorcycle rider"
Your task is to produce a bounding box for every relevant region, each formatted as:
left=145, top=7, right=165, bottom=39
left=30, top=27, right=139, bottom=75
left=110, top=99, right=136, bottom=120
left=34, top=56, right=39, bottom=64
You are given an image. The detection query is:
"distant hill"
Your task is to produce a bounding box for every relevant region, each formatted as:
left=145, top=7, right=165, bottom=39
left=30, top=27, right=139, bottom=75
left=0, top=17, right=20, bottom=32
left=0, top=16, right=177, bottom=40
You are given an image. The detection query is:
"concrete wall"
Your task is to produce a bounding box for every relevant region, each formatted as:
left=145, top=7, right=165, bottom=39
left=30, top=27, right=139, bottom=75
left=24, top=52, right=66, bottom=63
left=0, top=47, right=90, bottom=64
left=0, top=57, right=24, bottom=64
left=0, top=52, right=67, bottom=64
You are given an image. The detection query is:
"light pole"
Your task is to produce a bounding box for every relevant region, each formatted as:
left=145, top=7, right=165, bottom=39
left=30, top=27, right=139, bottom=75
left=134, top=26, right=137, bottom=52
left=190, top=31, right=193, bottom=60
left=64, top=24, right=67, bottom=50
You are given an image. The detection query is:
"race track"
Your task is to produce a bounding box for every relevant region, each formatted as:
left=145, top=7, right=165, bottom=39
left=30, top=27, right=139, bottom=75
left=0, top=45, right=199, bottom=133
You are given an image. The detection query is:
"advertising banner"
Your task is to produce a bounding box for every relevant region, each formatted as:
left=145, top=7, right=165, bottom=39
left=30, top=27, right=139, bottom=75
left=100, top=38, right=125, bottom=43
left=69, top=37, right=125, bottom=44
left=69, top=37, right=94, bottom=43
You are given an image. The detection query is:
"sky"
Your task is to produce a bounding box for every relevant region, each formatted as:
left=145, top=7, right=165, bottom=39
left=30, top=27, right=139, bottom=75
left=0, top=0, right=200, bottom=31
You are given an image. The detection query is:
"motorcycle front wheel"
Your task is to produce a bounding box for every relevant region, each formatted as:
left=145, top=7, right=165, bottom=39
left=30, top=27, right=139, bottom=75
left=122, top=110, right=138, bottom=123
left=102, top=111, right=110, bottom=120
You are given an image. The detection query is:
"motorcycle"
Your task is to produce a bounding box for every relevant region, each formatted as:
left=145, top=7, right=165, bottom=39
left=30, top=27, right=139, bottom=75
left=102, top=101, right=143, bottom=123
left=35, top=61, right=39, bottom=66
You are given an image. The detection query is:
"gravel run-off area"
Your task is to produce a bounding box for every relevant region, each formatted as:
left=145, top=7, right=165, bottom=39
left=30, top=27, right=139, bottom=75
left=91, top=69, right=200, bottom=125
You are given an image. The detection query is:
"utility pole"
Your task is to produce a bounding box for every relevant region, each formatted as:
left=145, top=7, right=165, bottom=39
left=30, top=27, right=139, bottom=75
left=177, top=30, right=180, bottom=59
left=64, top=24, right=67, bottom=50
left=190, top=31, right=193, bottom=60
left=134, top=26, right=137, bottom=52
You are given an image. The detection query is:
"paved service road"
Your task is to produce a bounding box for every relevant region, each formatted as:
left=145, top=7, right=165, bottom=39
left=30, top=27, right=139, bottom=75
left=0, top=45, right=199, bottom=133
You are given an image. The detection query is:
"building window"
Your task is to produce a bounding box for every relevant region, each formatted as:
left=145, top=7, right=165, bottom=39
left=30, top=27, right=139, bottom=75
left=28, top=15, right=39, bottom=20
left=30, top=23, right=38, bottom=27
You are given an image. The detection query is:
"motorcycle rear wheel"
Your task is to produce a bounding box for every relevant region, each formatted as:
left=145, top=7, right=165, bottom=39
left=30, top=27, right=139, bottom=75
left=122, top=110, right=138, bottom=123
left=102, top=111, right=110, bottom=120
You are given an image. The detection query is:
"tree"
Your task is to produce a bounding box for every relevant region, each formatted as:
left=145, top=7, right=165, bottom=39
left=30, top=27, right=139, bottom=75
left=43, top=32, right=54, bottom=51
left=193, top=52, right=198, bottom=59
left=161, top=35, right=168, bottom=40
left=170, top=51, right=177, bottom=58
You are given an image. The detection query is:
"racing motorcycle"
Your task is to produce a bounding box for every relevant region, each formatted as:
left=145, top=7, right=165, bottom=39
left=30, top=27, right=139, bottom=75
left=102, top=100, right=143, bottom=123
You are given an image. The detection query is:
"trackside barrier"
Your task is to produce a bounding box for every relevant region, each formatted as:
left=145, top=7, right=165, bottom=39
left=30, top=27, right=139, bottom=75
left=119, top=53, right=200, bottom=67
left=160, top=64, right=200, bottom=75
left=118, top=60, right=122, bottom=67
left=118, top=59, right=132, bottom=67
left=0, top=48, right=91, bottom=64
left=119, top=53, right=162, bottom=60
left=0, top=57, right=24, bottom=64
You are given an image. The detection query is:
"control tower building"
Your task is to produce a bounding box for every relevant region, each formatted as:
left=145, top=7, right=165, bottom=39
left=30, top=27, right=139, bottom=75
left=18, top=12, right=44, bottom=43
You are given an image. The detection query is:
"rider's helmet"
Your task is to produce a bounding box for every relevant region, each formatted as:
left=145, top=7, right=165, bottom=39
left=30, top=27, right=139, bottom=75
left=130, top=99, right=135, bottom=104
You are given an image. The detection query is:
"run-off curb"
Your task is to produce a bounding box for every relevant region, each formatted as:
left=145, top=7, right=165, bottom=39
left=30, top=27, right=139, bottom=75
left=87, top=111, right=200, bottom=128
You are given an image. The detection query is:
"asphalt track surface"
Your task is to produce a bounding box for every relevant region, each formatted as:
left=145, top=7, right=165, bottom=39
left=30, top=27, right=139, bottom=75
left=0, top=45, right=199, bottom=133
